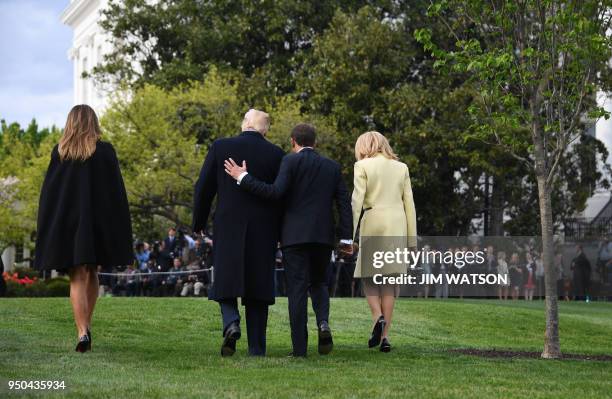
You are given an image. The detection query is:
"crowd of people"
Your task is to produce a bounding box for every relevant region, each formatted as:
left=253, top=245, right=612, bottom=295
left=97, top=229, right=612, bottom=302
left=408, top=240, right=612, bottom=301
left=98, top=227, right=214, bottom=297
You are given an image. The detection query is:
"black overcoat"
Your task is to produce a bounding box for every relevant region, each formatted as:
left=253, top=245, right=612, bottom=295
left=34, top=141, right=133, bottom=272
left=192, top=131, right=284, bottom=305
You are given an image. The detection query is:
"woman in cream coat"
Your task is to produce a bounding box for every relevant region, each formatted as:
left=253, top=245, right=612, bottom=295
left=352, top=131, right=417, bottom=352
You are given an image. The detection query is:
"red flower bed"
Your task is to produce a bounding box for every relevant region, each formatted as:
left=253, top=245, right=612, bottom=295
left=3, top=271, right=38, bottom=285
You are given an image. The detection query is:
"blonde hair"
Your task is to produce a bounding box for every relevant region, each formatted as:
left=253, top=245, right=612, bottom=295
left=241, top=109, right=270, bottom=134
left=58, top=104, right=101, bottom=161
left=354, top=131, right=398, bottom=161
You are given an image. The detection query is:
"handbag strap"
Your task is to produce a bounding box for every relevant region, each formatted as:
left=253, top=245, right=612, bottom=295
left=354, top=207, right=372, bottom=242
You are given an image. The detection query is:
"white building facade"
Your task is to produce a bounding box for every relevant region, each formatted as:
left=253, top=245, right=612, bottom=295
left=61, top=0, right=111, bottom=113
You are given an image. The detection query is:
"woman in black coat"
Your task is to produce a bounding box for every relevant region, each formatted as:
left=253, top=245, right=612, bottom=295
left=34, top=105, right=133, bottom=352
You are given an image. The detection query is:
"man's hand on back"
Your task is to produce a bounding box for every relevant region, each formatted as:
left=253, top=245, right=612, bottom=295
left=224, top=158, right=248, bottom=181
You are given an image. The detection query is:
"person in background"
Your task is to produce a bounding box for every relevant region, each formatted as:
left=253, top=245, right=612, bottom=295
left=420, top=245, right=432, bottom=299
left=456, top=246, right=470, bottom=299
left=0, top=256, right=6, bottom=297
left=135, top=242, right=150, bottom=271
left=97, top=265, right=110, bottom=297
left=193, top=275, right=206, bottom=297
left=563, top=275, right=572, bottom=301
left=596, top=237, right=612, bottom=283
left=194, top=239, right=205, bottom=262
left=164, top=227, right=179, bottom=259
left=156, top=240, right=172, bottom=272
left=497, top=251, right=509, bottom=300
left=181, top=273, right=198, bottom=297
left=193, top=235, right=213, bottom=289
left=125, top=263, right=139, bottom=297
left=571, top=244, right=591, bottom=302
left=164, top=258, right=184, bottom=296
left=471, top=244, right=484, bottom=297
left=554, top=253, right=565, bottom=300
left=508, top=253, right=523, bottom=300
left=523, top=252, right=536, bottom=301
left=34, top=105, right=133, bottom=352
left=485, top=245, right=498, bottom=298
left=350, top=131, right=416, bottom=353
left=434, top=247, right=449, bottom=299
left=142, top=260, right=159, bottom=296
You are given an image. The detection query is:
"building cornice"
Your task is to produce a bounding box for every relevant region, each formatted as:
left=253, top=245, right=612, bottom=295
left=60, top=0, right=101, bottom=27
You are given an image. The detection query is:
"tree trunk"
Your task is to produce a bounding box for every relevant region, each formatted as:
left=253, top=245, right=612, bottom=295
left=534, top=136, right=562, bottom=359
left=483, top=174, right=490, bottom=235
left=489, top=175, right=505, bottom=236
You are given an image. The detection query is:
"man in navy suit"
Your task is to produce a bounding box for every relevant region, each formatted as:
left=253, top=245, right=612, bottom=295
left=224, top=123, right=352, bottom=357
left=193, top=109, right=284, bottom=356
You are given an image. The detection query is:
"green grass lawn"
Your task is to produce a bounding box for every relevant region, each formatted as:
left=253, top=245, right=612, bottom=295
left=1, top=298, right=611, bottom=398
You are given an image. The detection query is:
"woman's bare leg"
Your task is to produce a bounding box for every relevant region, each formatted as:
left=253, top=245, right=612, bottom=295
left=86, top=266, right=99, bottom=329
left=381, top=295, right=396, bottom=338
left=69, top=266, right=89, bottom=337
left=366, top=295, right=382, bottom=322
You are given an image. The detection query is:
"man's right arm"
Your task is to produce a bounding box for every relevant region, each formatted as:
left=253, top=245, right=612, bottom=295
left=192, top=142, right=218, bottom=233
left=238, top=155, right=292, bottom=200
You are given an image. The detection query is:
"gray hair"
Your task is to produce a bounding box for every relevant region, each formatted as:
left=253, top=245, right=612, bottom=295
left=241, top=109, right=270, bottom=134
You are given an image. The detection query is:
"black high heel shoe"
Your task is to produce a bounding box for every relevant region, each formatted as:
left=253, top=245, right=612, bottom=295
left=86, top=328, right=92, bottom=351
left=75, top=335, right=91, bottom=353
left=380, top=337, right=391, bottom=353
left=368, top=316, right=386, bottom=348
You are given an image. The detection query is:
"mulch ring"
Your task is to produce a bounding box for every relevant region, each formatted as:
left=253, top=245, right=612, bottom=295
left=450, top=348, right=612, bottom=361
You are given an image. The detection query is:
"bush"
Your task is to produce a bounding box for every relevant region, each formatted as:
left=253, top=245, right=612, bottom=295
left=4, top=276, right=69, bottom=297
left=6, top=279, right=49, bottom=297
left=45, top=277, right=70, bottom=297
left=5, top=280, right=25, bottom=297
left=12, top=266, right=39, bottom=279
left=28, top=280, right=49, bottom=297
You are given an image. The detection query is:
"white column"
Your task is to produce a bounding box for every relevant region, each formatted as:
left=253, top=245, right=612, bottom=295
left=70, top=47, right=80, bottom=105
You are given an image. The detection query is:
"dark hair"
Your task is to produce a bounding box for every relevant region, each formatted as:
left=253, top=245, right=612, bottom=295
left=291, top=123, right=316, bottom=147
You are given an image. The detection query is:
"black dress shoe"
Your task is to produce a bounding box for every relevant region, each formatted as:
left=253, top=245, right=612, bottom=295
left=318, top=321, right=333, bottom=355
left=221, top=322, right=241, bottom=357
left=368, top=316, right=386, bottom=348
left=380, top=337, right=391, bottom=353
left=75, top=335, right=90, bottom=353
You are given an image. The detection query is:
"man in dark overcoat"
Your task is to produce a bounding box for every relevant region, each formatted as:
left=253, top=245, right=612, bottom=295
left=193, top=109, right=284, bottom=356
